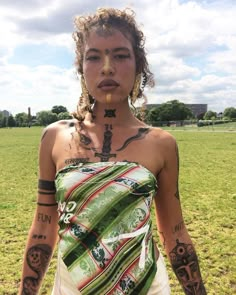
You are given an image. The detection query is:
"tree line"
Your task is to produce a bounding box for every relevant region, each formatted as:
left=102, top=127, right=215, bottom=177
left=0, top=105, right=72, bottom=128
left=0, top=101, right=236, bottom=128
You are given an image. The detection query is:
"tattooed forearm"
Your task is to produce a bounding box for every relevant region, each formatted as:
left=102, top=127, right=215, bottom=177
left=169, top=239, right=206, bottom=294
left=175, top=143, right=180, bottom=199
left=38, top=179, right=55, bottom=192
left=172, top=221, right=185, bottom=234
left=37, top=213, right=52, bottom=224
left=116, top=127, right=149, bottom=151
left=22, top=244, right=52, bottom=295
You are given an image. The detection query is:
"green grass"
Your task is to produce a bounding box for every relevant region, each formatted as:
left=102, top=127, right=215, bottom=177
left=0, top=127, right=235, bottom=294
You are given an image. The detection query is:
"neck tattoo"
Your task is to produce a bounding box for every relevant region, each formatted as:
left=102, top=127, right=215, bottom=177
left=95, top=124, right=116, bottom=162
left=104, top=109, right=116, bottom=118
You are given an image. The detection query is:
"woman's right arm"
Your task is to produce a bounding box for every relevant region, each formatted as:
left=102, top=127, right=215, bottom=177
left=19, top=126, right=59, bottom=295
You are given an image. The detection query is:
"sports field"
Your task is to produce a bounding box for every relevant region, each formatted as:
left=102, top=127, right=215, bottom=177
left=0, top=127, right=235, bottom=294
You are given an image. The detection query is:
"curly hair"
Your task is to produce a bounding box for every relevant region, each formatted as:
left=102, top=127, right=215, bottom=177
left=72, top=7, right=154, bottom=121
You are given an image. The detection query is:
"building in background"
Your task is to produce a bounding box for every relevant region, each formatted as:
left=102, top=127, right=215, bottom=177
left=0, top=110, right=10, bottom=117
left=146, top=104, right=208, bottom=117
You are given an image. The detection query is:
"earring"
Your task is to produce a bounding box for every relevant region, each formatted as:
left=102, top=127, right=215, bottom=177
left=81, top=75, right=89, bottom=101
left=131, top=73, right=141, bottom=104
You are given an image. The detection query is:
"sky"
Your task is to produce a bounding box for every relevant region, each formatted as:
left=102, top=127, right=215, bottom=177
left=0, top=0, right=235, bottom=115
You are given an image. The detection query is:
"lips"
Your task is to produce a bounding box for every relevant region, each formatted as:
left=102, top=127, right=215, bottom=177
left=98, top=79, right=119, bottom=89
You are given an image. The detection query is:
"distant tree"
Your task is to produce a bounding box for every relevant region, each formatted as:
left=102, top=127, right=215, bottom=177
left=1, top=116, right=7, bottom=128
left=0, top=112, right=3, bottom=127
left=204, top=110, right=217, bottom=120
left=197, top=112, right=206, bottom=120
left=146, top=107, right=161, bottom=126
left=37, top=111, right=58, bottom=126
left=146, top=100, right=193, bottom=125
left=15, top=112, right=29, bottom=127
left=7, top=115, right=16, bottom=127
left=223, top=107, right=236, bottom=119
left=57, top=112, right=73, bottom=120
left=51, top=105, right=68, bottom=115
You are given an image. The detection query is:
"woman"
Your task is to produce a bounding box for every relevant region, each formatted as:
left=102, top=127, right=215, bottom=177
left=19, top=8, right=206, bottom=295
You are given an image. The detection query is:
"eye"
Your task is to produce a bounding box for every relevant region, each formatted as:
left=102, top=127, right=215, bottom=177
left=114, top=54, right=131, bottom=60
left=86, top=55, right=100, bottom=61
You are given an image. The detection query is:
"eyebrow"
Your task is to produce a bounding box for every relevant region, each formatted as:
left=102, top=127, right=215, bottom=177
left=85, top=47, right=131, bottom=55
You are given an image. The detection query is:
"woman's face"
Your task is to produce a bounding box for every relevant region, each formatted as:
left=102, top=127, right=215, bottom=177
left=82, top=29, right=136, bottom=104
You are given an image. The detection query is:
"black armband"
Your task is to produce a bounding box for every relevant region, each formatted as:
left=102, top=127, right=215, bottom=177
left=37, top=202, right=58, bottom=207
left=38, top=190, right=56, bottom=195
left=38, top=179, right=55, bottom=191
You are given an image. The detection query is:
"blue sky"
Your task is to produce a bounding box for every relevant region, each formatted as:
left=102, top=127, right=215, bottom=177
left=0, top=0, right=235, bottom=115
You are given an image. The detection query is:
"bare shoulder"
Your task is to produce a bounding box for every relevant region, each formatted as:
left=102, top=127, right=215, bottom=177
left=149, top=127, right=177, bottom=150
left=40, top=119, right=77, bottom=141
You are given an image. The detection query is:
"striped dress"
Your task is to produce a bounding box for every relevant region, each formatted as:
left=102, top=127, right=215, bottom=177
left=53, top=161, right=159, bottom=295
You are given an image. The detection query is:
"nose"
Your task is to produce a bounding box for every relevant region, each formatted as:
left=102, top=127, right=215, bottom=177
left=101, top=55, right=115, bottom=76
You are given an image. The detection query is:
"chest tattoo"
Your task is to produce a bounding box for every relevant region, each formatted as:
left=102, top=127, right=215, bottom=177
left=116, top=127, right=150, bottom=151
left=95, top=124, right=116, bottom=162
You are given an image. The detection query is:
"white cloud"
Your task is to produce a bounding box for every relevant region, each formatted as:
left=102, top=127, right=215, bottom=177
left=0, top=0, right=236, bottom=115
left=0, top=64, right=80, bottom=115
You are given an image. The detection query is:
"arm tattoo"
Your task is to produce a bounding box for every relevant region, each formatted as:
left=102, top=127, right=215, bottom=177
left=37, top=202, right=57, bottom=207
left=22, top=244, right=52, bottom=295
left=169, top=239, right=206, bottom=294
left=175, top=143, right=180, bottom=200
left=37, top=213, right=52, bottom=224
left=38, top=190, right=55, bottom=195
left=172, top=221, right=185, bottom=234
left=104, top=109, right=116, bottom=117
left=32, top=234, right=46, bottom=240
left=116, top=127, right=150, bottom=151
left=38, top=179, right=55, bottom=192
left=40, top=130, right=48, bottom=142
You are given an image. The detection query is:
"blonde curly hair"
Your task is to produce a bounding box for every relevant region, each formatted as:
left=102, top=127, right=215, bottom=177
left=72, top=7, right=154, bottom=121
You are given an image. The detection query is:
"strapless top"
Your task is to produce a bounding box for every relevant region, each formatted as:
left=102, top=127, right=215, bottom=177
left=55, top=161, right=158, bottom=295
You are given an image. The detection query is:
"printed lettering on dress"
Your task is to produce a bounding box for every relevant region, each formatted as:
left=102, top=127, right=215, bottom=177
left=58, top=201, right=77, bottom=224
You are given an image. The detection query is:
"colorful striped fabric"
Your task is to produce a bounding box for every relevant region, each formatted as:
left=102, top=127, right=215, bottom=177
left=55, top=161, right=158, bottom=295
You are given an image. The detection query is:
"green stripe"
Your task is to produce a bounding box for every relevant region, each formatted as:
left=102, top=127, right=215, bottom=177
left=81, top=235, right=144, bottom=294
left=64, top=194, right=141, bottom=266
left=67, top=164, right=131, bottom=206
left=131, top=242, right=157, bottom=295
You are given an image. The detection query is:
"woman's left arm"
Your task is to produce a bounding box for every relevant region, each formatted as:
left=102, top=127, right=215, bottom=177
left=154, top=133, right=207, bottom=295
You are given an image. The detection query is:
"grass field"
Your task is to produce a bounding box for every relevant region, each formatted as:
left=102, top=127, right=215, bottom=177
left=0, top=127, right=235, bottom=294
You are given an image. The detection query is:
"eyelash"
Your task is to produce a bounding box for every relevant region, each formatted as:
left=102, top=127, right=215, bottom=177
left=85, top=54, right=131, bottom=62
